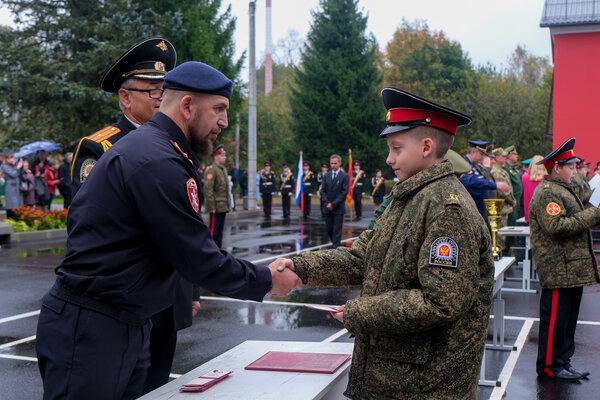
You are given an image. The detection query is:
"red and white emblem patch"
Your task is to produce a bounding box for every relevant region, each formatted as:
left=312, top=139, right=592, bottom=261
left=429, top=236, right=459, bottom=269
left=546, top=202, right=561, bottom=216
left=186, top=178, right=200, bottom=213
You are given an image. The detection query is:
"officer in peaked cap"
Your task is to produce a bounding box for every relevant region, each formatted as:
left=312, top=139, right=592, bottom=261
left=529, top=137, right=600, bottom=381
left=272, top=87, right=495, bottom=399
left=36, top=61, right=301, bottom=398
left=70, top=37, right=176, bottom=195
left=461, top=138, right=510, bottom=217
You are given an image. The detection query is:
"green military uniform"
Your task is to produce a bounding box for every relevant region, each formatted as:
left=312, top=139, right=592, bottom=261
left=504, top=146, right=523, bottom=226
left=529, top=177, right=600, bottom=289
left=490, top=162, right=516, bottom=230
left=571, top=173, right=592, bottom=204
left=293, top=161, right=493, bottom=399
left=529, top=138, right=600, bottom=380
left=204, top=161, right=230, bottom=248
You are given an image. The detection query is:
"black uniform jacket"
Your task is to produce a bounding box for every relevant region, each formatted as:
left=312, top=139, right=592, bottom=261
left=53, top=112, right=272, bottom=326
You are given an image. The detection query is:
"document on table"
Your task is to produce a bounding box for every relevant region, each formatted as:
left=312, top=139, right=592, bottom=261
left=588, top=174, right=600, bottom=191
left=304, top=304, right=342, bottom=312
left=589, top=187, right=600, bottom=207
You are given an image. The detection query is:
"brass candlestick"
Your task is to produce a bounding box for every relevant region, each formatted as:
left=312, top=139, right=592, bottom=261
left=484, top=198, right=505, bottom=260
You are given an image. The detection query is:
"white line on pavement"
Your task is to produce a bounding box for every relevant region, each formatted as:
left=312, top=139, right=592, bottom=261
left=488, top=318, right=535, bottom=400
left=0, top=310, right=40, bottom=325
left=322, top=329, right=348, bottom=343
left=0, top=354, right=38, bottom=362
left=0, top=335, right=36, bottom=349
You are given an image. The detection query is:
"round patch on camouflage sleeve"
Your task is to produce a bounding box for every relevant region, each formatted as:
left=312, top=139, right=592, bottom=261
left=429, top=237, right=459, bottom=269
left=546, top=202, right=561, bottom=216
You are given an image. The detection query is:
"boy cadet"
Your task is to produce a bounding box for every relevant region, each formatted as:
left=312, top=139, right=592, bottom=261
left=271, top=87, right=494, bottom=399
left=529, top=137, right=600, bottom=381
left=260, top=162, right=276, bottom=217
left=204, top=145, right=230, bottom=248
left=490, top=148, right=516, bottom=221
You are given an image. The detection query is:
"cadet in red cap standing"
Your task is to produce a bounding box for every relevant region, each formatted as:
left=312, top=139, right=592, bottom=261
left=204, top=144, right=230, bottom=248
left=270, top=87, right=494, bottom=399
left=529, top=137, right=600, bottom=381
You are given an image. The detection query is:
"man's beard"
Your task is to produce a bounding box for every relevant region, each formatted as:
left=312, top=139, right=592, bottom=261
left=190, top=133, right=213, bottom=157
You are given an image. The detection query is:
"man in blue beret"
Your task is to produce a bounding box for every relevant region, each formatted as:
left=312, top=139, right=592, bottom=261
left=36, top=61, right=304, bottom=399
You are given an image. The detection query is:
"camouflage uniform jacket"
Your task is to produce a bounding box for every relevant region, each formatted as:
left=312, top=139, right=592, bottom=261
left=490, top=166, right=516, bottom=215
left=529, top=176, right=600, bottom=289
left=203, top=163, right=230, bottom=213
left=571, top=173, right=592, bottom=204
left=292, top=161, right=494, bottom=400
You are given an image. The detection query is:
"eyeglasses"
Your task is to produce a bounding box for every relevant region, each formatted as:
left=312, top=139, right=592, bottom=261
left=123, top=87, right=164, bottom=99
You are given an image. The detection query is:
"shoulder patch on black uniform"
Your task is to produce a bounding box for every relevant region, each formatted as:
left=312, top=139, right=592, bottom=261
left=87, top=126, right=121, bottom=143
left=429, top=236, right=459, bottom=269
left=79, top=158, right=97, bottom=183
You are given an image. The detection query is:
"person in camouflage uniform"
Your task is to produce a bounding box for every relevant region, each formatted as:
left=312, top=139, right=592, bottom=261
left=204, top=145, right=230, bottom=248
left=529, top=138, right=600, bottom=381
left=504, top=145, right=524, bottom=225
left=571, top=159, right=592, bottom=203
left=272, top=87, right=494, bottom=399
left=490, top=148, right=516, bottom=251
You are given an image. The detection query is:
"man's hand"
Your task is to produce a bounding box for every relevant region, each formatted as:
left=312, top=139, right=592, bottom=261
left=268, top=262, right=303, bottom=297
left=191, top=301, right=201, bottom=317
left=326, top=202, right=333, bottom=210
left=329, top=305, right=344, bottom=323
left=271, top=257, right=295, bottom=272
left=496, top=181, right=510, bottom=193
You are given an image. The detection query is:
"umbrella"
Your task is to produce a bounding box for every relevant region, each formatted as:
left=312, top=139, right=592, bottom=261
left=14, top=141, right=61, bottom=159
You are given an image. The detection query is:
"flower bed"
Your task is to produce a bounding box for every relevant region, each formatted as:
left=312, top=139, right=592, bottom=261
left=5, top=206, right=68, bottom=232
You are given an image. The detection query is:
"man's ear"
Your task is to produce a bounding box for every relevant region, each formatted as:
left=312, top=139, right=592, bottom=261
left=179, top=95, right=193, bottom=120
left=118, top=89, right=131, bottom=110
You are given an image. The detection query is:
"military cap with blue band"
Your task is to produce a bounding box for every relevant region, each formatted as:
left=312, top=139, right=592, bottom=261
left=163, top=61, right=233, bottom=99
left=380, top=87, right=471, bottom=137
left=99, top=37, right=176, bottom=93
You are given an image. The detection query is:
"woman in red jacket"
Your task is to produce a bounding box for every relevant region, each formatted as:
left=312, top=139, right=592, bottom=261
left=43, top=160, right=61, bottom=209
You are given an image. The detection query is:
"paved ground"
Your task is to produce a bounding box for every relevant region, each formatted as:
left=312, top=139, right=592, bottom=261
left=1, top=204, right=599, bottom=399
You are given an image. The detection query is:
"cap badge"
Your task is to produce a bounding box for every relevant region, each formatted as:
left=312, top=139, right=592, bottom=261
left=156, top=40, right=168, bottom=52
left=155, top=61, right=166, bottom=72
left=386, top=110, right=391, bottom=122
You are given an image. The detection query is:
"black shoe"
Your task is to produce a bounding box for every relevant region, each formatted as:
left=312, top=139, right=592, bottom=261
left=566, top=364, right=590, bottom=378
left=550, top=368, right=584, bottom=381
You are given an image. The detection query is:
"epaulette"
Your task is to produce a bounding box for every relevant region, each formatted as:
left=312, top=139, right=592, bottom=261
left=445, top=193, right=462, bottom=207
left=87, top=126, right=121, bottom=144
left=169, top=140, right=194, bottom=167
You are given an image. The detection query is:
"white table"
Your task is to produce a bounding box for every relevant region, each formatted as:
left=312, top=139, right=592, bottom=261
left=479, top=256, right=516, bottom=387
left=498, top=226, right=537, bottom=294
left=140, top=341, right=354, bottom=400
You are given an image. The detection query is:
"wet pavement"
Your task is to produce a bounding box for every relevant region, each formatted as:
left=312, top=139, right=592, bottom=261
left=1, top=204, right=600, bottom=399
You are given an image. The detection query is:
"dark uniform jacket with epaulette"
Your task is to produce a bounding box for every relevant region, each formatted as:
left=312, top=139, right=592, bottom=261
left=71, top=116, right=136, bottom=196
left=259, top=170, right=276, bottom=194
left=52, top=112, right=271, bottom=326
left=529, top=176, right=600, bottom=289
left=280, top=172, right=295, bottom=196
left=303, top=170, right=316, bottom=195
left=292, top=161, right=494, bottom=400
left=351, top=169, right=366, bottom=196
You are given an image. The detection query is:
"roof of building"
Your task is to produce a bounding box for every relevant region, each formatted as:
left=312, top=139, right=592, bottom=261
left=540, top=0, right=600, bottom=27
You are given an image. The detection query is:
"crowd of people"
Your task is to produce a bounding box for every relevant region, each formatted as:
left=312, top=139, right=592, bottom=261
left=0, top=151, right=73, bottom=218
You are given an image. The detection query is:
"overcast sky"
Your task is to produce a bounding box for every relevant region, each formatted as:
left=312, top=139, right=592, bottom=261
left=0, top=0, right=552, bottom=78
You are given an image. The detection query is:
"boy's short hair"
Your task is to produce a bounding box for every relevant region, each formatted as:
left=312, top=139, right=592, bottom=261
left=407, top=126, right=455, bottom=158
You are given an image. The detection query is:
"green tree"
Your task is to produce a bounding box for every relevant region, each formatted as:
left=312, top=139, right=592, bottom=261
left=0, top=0, right=243, bottom=151
left=289, top=0, right=384, bottom=173
left=382, top=20, right=475, bottom=107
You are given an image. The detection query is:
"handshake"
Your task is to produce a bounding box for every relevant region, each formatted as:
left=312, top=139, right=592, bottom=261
left=268, top=258, right=303, bottom=297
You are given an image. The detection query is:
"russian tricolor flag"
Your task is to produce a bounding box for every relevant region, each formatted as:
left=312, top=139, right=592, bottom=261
left=295, top=151, right=304, bottom=211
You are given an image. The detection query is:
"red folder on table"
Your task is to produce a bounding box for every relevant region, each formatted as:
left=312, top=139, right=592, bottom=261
left=179, top=370, right=232, bottom=392
left=245, top=351, right=351, bottom=374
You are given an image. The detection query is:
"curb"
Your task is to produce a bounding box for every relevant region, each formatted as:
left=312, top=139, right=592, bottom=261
left=9, top=228, right=68, bottom=244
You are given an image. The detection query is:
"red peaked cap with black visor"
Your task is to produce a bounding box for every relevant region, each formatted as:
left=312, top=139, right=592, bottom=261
left=537, top=137, right=580, bottom=170
left=380, top=87, right=472, bottom=137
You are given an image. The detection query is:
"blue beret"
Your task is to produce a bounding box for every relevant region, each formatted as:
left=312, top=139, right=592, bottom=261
left=163, top=61, right=233, bottom=99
